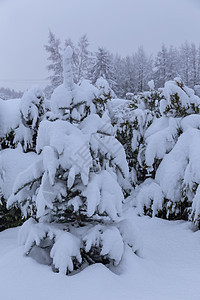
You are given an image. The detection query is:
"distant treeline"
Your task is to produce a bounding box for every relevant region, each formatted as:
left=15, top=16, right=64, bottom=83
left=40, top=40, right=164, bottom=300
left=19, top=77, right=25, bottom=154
left=0, top=87, right=22, bottom=100
left=44, top=31, right=200, bottom=97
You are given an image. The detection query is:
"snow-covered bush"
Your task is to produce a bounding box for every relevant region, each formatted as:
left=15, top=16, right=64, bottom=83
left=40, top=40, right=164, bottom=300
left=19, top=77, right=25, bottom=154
left=92, top=77, right=116, bottom=117
left=154, top=128, right=200, bottom=221
left=0, top=87, right=45, bottom=229
left=8, top=47, right=138, bottom=274
left=144, top=115, right=180, bottom=174
left=135, top=80, right=162, bottom=114
left=108, top=97, right=154, bottom=185
left=0, top=97, right=21, bottom=150
left=133, top=78, right=200, bottom=224
left=132, top=178, right=164, bottom=217
left=160, top=77, right=200, bottom=117
left=0, top=86, right=45, bottom=152
left=140, top=78, right=200, bottom=176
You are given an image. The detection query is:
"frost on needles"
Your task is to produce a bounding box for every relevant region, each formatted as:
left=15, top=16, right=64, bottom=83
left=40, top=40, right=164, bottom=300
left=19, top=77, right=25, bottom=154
left=7, top=46, right=137, bottom=274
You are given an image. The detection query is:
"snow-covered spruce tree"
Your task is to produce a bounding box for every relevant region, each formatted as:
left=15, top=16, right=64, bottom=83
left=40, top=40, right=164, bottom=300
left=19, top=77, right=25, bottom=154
left=134, top=80, right=162, bottom=114
left=0, top=145, right=38, bottom=231
left=18, top=87, right=45, bottom=151
left=107, top=92, right=155, bottom=186
left=160, top=77, right=200, bottom=117
left=0, top=86, right=45, bottom=152
left=90, top=47, right=116, bottom=90
left=154, top=127, right=200, bottom=224
left=92, top=77, right=116, bottom=117
left=133, top=78, right=200, bottom=221
left=0, top=87, right=45, bottom=230
left=143, top=77, right=200, bottom=176
left=7, top=46, right=138, bottom=274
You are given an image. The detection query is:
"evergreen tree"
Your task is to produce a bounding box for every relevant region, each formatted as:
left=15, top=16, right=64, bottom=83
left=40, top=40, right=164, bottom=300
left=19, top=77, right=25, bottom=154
left=189, top=43, right=198, bottom=88
left=93, top=77, right=116, bottom=117
left=91, top=47, right=115, bottom=89
left=134, top=46, right=153, bottom=92
left=7, top=47, right=137, bottom=275
left=153, top=44, right=169, bottom=88
left=65, top=35, right=92, bottom=84
left=197, top=46, right=200, bottom=85
left=0, top=87, right=45, bottom=152
left=0, top=87, right=45, bottom=230
left=112, top=54, right=128, bottom=97
left=167, top=45, right=179, bottom=80
left=64, top=38, right=79, bottom=83
left=133, top=78, right=200, bottom=223
left=44, top=30, right=63, bottom=96
left=179, top=42, right=190, bottom=86
left=76, top=34, right=91, bottom=82
left=117, top=55, right=136, bottom=96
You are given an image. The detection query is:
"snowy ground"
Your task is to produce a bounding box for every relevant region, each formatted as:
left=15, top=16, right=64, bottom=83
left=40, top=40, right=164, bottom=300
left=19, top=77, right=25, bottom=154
left=1, top=209, right=200, bottom=300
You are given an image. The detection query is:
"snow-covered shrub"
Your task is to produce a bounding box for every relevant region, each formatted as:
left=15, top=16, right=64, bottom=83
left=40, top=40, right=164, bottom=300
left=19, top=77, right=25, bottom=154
left=154, top=128, right=200, bottom=224
left=8, top=47, right=138, bottom=274
left=0, top=88, right=45, bottom=229
left=92, top=77, right=116, bottom=117
left=0, top=97, right=21, bottom=150
left=160, top=77, right=200, bottom=117
left=141, top=78, right=196, bottom=174
left=132, top=178, right=164, bottom=217
left=141, top=78, right=200, bottom=176
left=0, top=146, right=38, bottom=231
left=144, top=116, right=180, bottom=174
left=133, top=78, right=200, bottom=222
left=19, top=86, right=45, bottom=151
left=108, top=97, right=154, bottom=185
left=135, top=80, right=163, bottom=114
left=0, top=86, right=45, bottom=152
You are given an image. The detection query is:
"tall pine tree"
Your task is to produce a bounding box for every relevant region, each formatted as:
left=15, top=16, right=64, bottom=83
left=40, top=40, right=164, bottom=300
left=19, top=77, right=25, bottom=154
left=44, top=30, right=63, bottom=96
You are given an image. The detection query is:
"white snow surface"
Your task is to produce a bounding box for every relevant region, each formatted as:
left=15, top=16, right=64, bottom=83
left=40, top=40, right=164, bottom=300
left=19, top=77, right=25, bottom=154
left=1, top=209, right=200, bottom=300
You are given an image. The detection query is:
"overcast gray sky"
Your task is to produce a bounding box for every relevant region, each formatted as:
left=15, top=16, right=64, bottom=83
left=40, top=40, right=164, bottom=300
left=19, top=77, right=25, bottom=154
left=0, top=0, right=200, bottom=91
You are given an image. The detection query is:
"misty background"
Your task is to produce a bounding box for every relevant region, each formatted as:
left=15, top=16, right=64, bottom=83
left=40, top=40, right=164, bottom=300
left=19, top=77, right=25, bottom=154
left=0, top=0, right=200, bottom=91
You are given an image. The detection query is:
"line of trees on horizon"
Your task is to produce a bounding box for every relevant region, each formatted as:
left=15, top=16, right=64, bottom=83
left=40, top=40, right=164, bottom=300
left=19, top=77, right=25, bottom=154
left=44, top=30, right=200, bottom=98
left=1, top=32, right=200, bottom=101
